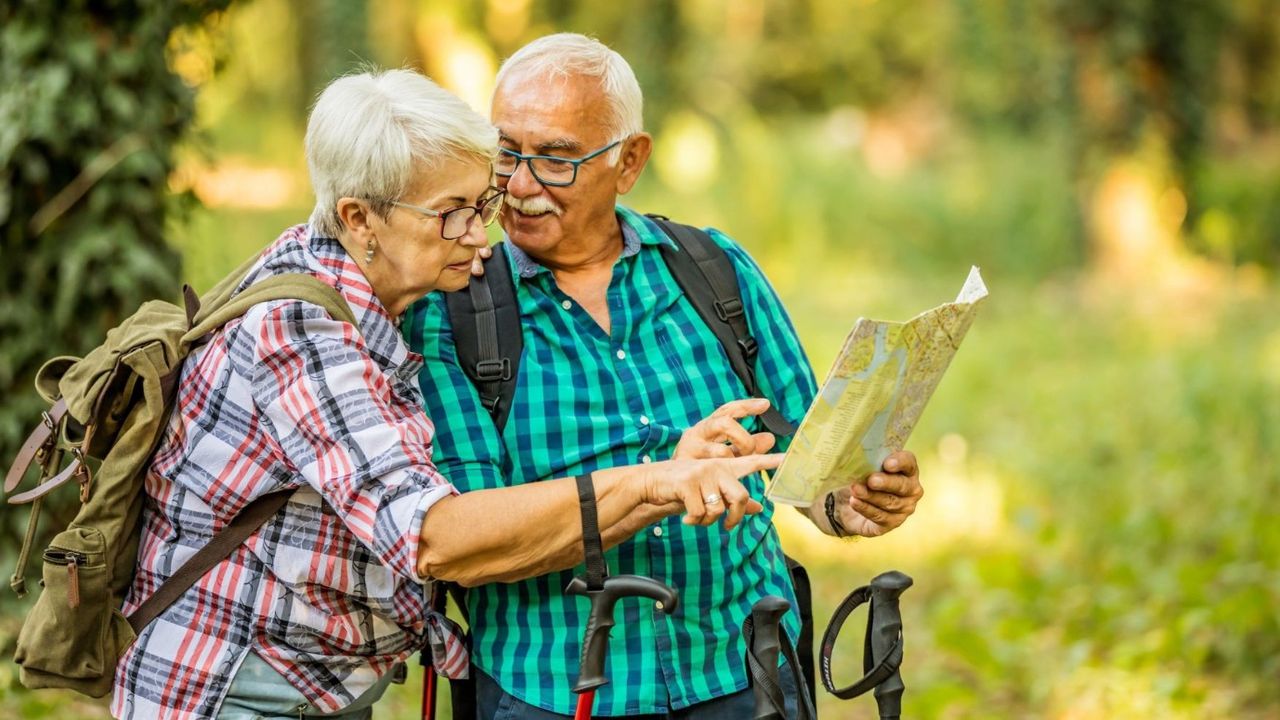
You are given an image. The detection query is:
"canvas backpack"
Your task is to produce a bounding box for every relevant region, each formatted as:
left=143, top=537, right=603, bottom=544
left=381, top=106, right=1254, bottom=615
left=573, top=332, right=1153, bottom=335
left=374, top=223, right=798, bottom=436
left=2, top=250, right=356, bottom=698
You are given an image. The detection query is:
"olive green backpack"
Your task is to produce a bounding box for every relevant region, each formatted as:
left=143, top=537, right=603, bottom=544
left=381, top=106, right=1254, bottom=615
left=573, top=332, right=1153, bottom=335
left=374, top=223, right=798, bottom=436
left=2, top=251, right=356, bottom=698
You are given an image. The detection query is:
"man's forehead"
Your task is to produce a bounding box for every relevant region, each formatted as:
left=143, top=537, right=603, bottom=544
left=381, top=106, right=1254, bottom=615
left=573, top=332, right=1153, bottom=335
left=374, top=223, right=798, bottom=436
left=492, top=71, right=609, bottom=145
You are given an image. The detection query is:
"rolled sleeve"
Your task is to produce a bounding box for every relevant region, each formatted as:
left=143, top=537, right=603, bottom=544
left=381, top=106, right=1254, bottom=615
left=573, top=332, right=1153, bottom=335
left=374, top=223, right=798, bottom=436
left=246, top=299, right=458, bottom=582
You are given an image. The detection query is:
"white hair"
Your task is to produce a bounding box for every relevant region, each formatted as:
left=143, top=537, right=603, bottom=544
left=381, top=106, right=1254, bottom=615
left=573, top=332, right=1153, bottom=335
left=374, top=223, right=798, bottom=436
left=306, top=68, right=498, bottom=238
left=494, top=33, right=643, bottom=161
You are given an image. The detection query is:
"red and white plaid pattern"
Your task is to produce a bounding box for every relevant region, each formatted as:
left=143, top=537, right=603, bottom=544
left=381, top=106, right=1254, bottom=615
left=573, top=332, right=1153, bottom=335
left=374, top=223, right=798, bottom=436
left=111, top=226, right=466, bottom=719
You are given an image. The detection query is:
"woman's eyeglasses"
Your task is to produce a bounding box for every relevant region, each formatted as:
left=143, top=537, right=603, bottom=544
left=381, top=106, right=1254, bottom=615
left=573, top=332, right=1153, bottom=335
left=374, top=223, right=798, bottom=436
left=391, top=188, right=506, bottom=240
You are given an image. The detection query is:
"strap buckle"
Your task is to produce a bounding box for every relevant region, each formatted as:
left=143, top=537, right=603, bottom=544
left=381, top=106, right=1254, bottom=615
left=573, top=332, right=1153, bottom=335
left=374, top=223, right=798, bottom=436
left=473, top=358, right=511, bottom=382
left=479, top=395, right=501, bottom=414
left=72, top=447, right=93, bottom=503
left=713, top=298, right=745, bottom=322
left=737, top=336, right=759, bottom=360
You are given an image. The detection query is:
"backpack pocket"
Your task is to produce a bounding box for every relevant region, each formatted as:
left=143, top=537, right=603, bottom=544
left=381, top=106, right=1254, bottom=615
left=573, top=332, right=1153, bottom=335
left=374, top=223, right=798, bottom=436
left=14, top=526, right=127, bottom=680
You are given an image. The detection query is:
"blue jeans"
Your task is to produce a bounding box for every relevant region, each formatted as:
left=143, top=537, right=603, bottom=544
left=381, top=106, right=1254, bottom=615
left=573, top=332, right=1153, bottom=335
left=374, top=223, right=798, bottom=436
left=217, top=651, right=399, bottom=719
left=474, top=666, right=800, bottom=719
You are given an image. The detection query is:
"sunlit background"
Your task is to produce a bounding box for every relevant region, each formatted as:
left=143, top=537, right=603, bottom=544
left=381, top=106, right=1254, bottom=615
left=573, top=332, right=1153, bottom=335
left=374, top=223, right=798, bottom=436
left=2, top=1, right=1279, bottom=718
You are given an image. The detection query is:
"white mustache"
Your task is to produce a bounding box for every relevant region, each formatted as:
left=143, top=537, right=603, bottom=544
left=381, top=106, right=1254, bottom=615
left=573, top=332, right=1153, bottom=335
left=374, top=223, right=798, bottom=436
left=505, top=194, right=563, bottom=217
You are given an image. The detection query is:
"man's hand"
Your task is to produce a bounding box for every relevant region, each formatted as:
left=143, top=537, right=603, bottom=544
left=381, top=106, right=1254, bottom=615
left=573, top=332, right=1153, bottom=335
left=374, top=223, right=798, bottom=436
left=674, top=398, right=777, bottom=459
left=812, top=451, right=923, bottom=538
left=470, top=244, right=494, bottom=276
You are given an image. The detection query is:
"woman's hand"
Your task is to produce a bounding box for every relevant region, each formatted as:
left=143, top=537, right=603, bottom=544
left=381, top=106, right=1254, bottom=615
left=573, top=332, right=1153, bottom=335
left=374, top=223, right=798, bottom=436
left=674, top=398, right=777, bottom=459
left=641, top=453, right=782, bottom=530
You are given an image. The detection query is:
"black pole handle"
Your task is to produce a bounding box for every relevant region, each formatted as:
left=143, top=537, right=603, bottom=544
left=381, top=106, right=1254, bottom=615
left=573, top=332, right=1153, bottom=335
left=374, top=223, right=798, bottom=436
left=867, top=571, right=911, bottom=720
left=566, top=574, right=679, bottom=694
left=746, top=596, right=790, bottom=719
left=820, top=570, right=913, bottom=720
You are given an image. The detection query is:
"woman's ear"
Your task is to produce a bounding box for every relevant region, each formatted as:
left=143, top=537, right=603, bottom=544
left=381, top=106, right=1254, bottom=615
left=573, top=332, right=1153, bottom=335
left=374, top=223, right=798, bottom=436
left=336, top=197, right=373, bottom=241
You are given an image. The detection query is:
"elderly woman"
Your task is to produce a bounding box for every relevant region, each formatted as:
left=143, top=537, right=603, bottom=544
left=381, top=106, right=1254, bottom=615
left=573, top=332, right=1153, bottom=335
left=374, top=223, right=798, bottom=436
left=109, top=69, right=777, bottom=720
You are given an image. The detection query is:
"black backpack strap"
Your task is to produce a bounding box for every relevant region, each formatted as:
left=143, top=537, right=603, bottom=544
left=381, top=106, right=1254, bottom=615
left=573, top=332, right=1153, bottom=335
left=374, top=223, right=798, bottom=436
left=785, top=554, right=818, bottom=704
left=444, top=245, right=523, bottom=434
left=647, top=215, right=796, bottom=437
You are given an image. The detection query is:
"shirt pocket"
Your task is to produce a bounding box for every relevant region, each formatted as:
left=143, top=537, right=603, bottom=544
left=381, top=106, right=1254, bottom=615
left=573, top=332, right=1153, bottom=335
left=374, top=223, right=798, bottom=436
left=654, top=325, right=697, bottom=399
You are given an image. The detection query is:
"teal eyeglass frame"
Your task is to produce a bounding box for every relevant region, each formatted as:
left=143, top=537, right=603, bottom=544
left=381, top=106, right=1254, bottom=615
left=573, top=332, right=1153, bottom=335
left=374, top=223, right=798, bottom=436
left=495, top=139, right=623, bottom=187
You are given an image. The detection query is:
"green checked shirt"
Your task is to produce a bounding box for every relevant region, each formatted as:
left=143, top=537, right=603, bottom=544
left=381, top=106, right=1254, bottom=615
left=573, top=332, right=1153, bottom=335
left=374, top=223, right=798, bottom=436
left=404, top=206, right=819, bottom=716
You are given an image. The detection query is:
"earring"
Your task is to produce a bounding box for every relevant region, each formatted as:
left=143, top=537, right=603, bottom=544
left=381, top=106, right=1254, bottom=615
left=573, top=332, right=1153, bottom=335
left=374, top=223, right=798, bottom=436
left=364, top=237, right=375, bottom=264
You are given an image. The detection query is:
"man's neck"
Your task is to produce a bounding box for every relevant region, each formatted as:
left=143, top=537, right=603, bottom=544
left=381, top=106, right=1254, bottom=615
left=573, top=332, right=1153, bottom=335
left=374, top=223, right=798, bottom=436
left=523, top=213, right=627, bottom=333
left=528, top=213, right=626, bottom=282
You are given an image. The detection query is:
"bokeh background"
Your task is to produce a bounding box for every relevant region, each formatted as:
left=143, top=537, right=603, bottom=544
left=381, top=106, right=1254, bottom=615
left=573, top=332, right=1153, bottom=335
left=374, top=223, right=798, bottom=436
left=3, top=1, right=1279, bottom=718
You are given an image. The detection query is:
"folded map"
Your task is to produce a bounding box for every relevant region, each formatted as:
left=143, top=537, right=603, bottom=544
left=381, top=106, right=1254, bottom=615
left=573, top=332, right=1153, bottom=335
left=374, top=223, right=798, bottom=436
left=767, top=267, right=989, bottom=507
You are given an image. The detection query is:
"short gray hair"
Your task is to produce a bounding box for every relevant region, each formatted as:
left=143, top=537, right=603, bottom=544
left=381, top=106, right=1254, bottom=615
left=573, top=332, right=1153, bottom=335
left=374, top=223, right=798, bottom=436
left=306, top=68, right=498, bottom=238
left=494, top=33, right=643, bottom=156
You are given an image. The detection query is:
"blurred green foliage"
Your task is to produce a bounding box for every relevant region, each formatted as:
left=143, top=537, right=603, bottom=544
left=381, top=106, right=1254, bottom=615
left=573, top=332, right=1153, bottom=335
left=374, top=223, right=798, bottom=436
left=0, top=0, right=230, bottom=702
left=3, top=0, right=1280, bottom=718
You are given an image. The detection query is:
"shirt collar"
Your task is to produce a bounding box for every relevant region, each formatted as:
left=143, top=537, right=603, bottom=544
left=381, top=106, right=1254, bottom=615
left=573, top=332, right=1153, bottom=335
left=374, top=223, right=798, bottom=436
left=505, top=206, right=677, bottom=284
left=242, top=224, right=414, bottom=375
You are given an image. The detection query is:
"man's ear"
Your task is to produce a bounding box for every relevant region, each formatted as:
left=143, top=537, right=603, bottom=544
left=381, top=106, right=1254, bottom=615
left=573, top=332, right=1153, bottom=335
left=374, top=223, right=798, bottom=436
left=615, top=132, right=652, bottom=195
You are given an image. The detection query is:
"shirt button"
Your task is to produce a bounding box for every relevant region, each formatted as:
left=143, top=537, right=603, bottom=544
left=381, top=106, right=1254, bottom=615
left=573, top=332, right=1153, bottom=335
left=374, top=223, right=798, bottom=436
left=653, top=526, right=663, bottom=537
left=639, top=415, right=650, bottom=426
left=641, top=454, right=652, bottom=464
left=655, top=600, right=666, bottom=611
left=616, top=349, right=626, bottom=360
left=561, top=300, right=572, bottom=310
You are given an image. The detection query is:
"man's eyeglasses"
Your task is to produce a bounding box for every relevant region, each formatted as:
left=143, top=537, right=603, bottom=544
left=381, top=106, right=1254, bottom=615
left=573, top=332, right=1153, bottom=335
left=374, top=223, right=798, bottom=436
left=391, top=188, right=506, bottom=240
left=495, top=139, right=623, bottom=187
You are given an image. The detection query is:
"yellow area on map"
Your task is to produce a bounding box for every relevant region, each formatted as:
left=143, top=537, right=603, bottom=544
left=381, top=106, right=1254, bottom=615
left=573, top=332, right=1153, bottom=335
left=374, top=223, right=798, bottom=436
left=768, top=267, right=989, bottom=506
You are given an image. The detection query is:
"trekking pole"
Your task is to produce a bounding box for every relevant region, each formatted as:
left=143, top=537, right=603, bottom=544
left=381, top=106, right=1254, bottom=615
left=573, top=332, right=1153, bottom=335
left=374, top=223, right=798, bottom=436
left=744, top=596, right=817, bottom=720
left=820, top=570, right=913, bottom=720
left=566, top=574, right=679, bottom=720
left=565, top=472, right=680, bottom=718
left=420, top=583, right=447, bottom=720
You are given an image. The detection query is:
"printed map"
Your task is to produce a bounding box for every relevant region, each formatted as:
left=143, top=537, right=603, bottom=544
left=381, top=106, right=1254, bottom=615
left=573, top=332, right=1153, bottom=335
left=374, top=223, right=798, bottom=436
left=768, top=267, right=989, bottom=506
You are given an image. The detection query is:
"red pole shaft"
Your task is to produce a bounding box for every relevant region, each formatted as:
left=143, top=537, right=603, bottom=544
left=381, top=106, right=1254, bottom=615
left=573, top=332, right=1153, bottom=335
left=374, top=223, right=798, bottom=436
left=422, top=670, right=437, bottom=720
left=574, top=690, right=596, bottom=720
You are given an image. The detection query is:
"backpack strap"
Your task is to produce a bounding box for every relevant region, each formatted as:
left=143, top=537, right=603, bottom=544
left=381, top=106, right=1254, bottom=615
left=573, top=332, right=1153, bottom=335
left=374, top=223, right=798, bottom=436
left=3, top=398, right=67, bottom=495
left=184, top=272, right=359, bottom=344
left=785, top=554, right=818, bottom=704
left=444, top=247, right=522, bottom=433
left=4, top=274, right=358, bottom=508
left=647, top=215, right=796, bottom=437
left=444, top=221, right=798, bottom=439
left=126, top=488, right=294, bottom=634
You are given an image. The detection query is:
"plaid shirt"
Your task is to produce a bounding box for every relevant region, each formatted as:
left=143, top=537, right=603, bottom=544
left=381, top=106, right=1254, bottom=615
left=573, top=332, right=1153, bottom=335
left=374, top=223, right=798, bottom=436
left=404, top=206, right=819, bottom=716
left=111, top=225, right=466, bottom=719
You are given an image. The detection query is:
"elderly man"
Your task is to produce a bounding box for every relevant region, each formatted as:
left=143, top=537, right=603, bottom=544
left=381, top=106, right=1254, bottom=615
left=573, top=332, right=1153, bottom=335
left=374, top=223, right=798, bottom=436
left=405, top=34, right=923, bottom=718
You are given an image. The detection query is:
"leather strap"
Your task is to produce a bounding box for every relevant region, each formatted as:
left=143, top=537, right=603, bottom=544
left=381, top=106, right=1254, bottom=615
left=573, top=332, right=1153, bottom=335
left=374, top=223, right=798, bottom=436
left=127, top=488, right=294, bottom=634
left=4, top=398, right=67, bottom=495
left=6, top=454, right=85, bottom=505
